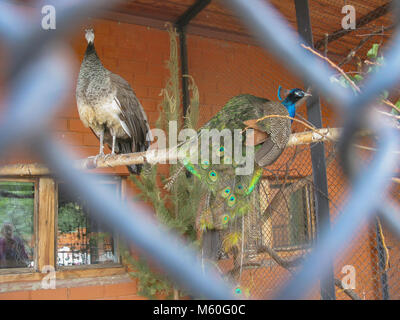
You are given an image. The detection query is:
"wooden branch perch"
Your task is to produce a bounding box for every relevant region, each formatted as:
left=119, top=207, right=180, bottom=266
left=0, top=128, right=341, bottom=176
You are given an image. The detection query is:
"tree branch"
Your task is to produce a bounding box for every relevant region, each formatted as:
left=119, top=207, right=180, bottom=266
left=0, top=128, right=342, bottom=176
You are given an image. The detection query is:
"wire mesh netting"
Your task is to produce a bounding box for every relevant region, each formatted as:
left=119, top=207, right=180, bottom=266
left=184, top=0, right=399, bottom=299
left=2, top=0, right=400, bottom=300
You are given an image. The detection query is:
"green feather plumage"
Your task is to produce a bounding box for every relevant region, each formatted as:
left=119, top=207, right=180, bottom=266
left=182, top=94, right=292, bottom=232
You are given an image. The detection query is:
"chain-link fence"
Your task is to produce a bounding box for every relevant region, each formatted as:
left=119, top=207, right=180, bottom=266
left=2, top=0, right=400, bottom=300
left=186, top=0, right=400, bottom=299
left=209, top=140, right=399, bottom=300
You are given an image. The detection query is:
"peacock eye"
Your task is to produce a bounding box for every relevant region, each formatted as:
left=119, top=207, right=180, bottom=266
left=216, top=146, right=225, bottom=157
left=201, top=160, right=210, bottom=169
left=221, top=187, right=231, bottom=198
left=208, top=170, right=218, bottom=182
left=227, top=195, right=236, bottom=207
left=222, top=214, right=230, bottom=224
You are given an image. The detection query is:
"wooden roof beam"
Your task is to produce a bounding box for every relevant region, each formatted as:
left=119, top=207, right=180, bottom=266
left=314, top=1, right=393, bottom=50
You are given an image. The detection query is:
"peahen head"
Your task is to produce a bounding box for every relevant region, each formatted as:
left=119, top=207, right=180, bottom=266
left=85, top=28, right=95, bottom=44
left=282, top=88, right=311, bottom=120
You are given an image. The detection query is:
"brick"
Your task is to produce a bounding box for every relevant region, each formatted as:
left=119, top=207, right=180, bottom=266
left=116, top=31, right=141, bottom=49
left=83, top=133, right=99, bottom=146
left=93, top=35, right=118, bottom=50
left=119, top=60, right=148, bottom=77
left=68, top=285, right=105, bottom=300
left=68, top=119, right=91, bottom=133
left=117, top=46, right=144, bottom=61
left=148, top=87, right=163, bottom=99
left=147, top=63, right=169, bottom=79
left=92, top=20, right=111, bottom=36
left=101, top=57, right=119, bottom=71
left=145, top=29, right=169, bottom=48
left=103, top=280, right=137, bottom=298
left=141, top=98, right=159, bottom=112
left=134, top=74, right=164, bottom=88
left=31, top=288, right=68, bottom=300
left=132, top=85, right=148, bottom=99
left=54, top=132, right=84, bottom=146
left=69, top=146, right=102, bottom=159
left=57, top=103, right=80, bottom=119
left=101, top=45, right=119, bottom=60
left=148, top=49, right=168, bottom=65
left=118, top=295, right=148, bottom=300
left=146, top=111, right=161, bottom=124
left=0, top=290, right=30, bottom=300
left=52, top=118, right=68, bottom=131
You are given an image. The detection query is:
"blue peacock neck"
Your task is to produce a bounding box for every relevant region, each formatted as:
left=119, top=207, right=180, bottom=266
left=282, top=98, right=296, bottom=120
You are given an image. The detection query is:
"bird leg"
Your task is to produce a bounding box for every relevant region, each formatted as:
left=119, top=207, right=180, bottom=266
left=87, top=129, right=105, bottom=166
left=111, top=134, right=116, bottom=155
left=104, top=133, right=116, bottom=160
left=98, top=129, right=105, bottom=156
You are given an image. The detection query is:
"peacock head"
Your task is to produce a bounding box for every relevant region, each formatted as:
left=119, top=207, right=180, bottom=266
left=282, top=88, right=311, bottom=119
left=85, top=28, right=95, bottom=44
left=283, top=88, right=311, bottom=105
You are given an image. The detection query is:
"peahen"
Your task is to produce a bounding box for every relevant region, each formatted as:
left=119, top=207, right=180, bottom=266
left=76, top=29, right=151, bottom=174
left=180, top=89, right=310, bottom=260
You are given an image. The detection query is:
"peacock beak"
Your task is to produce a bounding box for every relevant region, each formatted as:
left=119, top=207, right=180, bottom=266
left=303, top=92, right=312, bottom=97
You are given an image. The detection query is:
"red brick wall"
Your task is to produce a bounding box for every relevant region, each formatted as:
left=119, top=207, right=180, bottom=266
left=0, top=14, right=381, bottom=300
left=0, top=280, right=142, bottom=300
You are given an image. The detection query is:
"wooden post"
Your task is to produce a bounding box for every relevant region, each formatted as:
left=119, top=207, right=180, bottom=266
left=37, top=178, right=56, bottom=271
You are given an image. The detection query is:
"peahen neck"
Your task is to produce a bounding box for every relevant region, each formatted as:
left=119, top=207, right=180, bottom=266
left=82, top=42, right=104, bottom=70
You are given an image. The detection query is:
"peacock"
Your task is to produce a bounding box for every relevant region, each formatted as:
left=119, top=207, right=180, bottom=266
left=76, top=28, right=152, bottom=174
left=179, top=89, right=310, bottom=260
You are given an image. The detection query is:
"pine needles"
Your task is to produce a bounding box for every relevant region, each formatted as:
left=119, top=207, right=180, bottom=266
left=125, top=23, right=203, bottom=299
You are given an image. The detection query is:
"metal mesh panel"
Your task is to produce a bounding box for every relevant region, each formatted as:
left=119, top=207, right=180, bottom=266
left=2, top=0, right=400, bottom=300
left=187, top=1, right=399, bottom=299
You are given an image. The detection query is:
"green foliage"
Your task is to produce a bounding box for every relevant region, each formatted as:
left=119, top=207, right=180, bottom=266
left=330, top=43, right=394, bottom=107
left=0, top=182, right=34, bottom=256
left=121, top=247, right=174, bottom=299
left=367, top=43, right=380, bottom=59
left=125, top=23, right=202, bottom=299
left=58, top=202, right=86, bottom=233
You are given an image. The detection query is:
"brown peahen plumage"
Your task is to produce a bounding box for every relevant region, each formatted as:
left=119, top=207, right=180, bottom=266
left=76, top=29, right=152, bottom=174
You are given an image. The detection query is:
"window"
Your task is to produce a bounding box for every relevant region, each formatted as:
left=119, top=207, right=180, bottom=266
left=0, top=175, right=125, bottom=285
left=57, top=180, right=120, bottom=267
left=260, top=179, right=316, bottom=251
left=0, top=180, right=35, bottom=270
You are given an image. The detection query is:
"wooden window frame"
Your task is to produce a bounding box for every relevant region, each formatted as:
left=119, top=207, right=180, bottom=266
left=56, top=175, right=122, bottom=271
left=0, top=177, right=38, bottom=276
left=0, top=175, right=128, bottom=286
left=260, top=178, right=317, bottom=253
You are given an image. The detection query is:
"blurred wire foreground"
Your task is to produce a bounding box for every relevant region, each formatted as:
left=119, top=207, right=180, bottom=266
left=0, top=0, right=234, bottom=300
left=1, top=0, right=400, bottom=300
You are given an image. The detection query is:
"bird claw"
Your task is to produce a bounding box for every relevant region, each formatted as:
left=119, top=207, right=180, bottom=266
left=88, top=152, right=105, bottom=165
left=103, top=152, right=115, bottom=160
